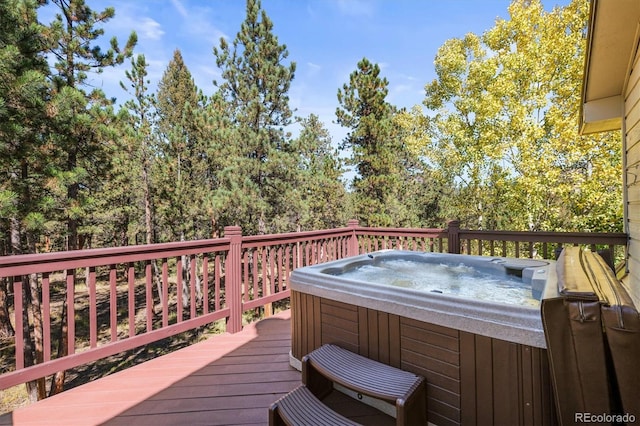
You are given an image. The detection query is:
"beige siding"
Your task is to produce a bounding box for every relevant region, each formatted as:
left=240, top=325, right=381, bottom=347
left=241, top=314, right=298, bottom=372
left=624, top=38, right=640, bottom=307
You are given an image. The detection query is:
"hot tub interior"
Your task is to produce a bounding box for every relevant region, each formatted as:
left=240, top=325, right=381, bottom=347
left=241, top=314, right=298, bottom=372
left=321, top=251, right=549, bottom=305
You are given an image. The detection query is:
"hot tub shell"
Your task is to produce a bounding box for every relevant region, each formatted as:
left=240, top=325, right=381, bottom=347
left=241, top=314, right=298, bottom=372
left=290, top=250, right=558, bottom=425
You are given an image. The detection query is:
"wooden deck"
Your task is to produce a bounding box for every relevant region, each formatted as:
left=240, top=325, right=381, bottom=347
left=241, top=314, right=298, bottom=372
left=0, top=310, right=393, bottom=426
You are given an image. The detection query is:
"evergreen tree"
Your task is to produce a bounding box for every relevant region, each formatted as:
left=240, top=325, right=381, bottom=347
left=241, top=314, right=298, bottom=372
left=0, top=0, right=51, bottom=401
left=336, top=58, right=416, bottom=227
left=155, top=49, right=209, bottom=242
left=0, top=0, right=50, bottom=255
left=213, top=0, right=298, bottom=234
left=195, top=91, right=234, bottom=237
left=40, top=0, right=136, bottom=396
left=102, top=54, right=156, bottom=247
left=294, top=114, right=350, bottom=230
left=43, top=0, right=137, bottom=250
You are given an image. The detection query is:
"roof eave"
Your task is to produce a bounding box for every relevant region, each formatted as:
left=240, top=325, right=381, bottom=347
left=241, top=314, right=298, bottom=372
left=580, top=0, right=640, bottom=135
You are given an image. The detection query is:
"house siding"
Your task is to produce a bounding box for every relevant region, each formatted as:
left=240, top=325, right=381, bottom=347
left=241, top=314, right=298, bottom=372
left=624, top=37, right=640, bottom=307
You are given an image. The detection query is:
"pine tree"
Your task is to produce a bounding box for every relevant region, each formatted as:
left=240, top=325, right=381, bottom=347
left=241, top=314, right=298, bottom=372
left=40, top=0, right=136, bottom=396
left=43, top=0, right=137, bottom=250
left=0, top=0, right=50, bottom=254
left=213, top=0, right=298, bottom=234
left=294, top=114, right=350, bottom=230
left=155, top=49, right=209, bottom=242
left=102, top=54, right=156, bottom=247
left=0, top=0, right=53, bottom=401
left=336, top=58, right=415, bottom=227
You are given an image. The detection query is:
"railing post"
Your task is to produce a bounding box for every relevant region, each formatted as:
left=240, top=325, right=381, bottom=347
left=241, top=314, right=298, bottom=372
left=224, top=225, right=243, bottom=333
left=347, top=219, right=360, bottom=257
left=447, top=220, right=461, bottom=254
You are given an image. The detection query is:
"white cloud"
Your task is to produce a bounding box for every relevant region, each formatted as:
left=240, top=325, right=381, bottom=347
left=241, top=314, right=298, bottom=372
left=140, top=18, right=164, bottom=40
left=193, top=64, right=222, bottom=90
left=393, top=84, right=411, bottom=94
left=186, top=12, right=228, bottom=45
left=306, top=62, right=322, bottom=77
left=171, top=0, right=188, bottom=18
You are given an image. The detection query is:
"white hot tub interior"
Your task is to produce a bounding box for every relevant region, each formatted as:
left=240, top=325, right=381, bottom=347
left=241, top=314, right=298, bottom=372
left=322, top=252, right=549, bottom=306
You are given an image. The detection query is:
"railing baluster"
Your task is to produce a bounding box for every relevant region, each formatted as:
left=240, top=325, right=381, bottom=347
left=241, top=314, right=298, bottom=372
left=14, top=276, right=24, bottom=370
left=243, top=251, right=250, bottom=303
left=284, top=245, right=291, bottom=290
left=176, top=257, right=183, bottom=323
left=266, top=247, right=275, bottom=316
left=109, top=265, right=117, bottom=341
left=305, top=242, right=310, bottom=265
left=294, top=241, right=301, bottom=268
left=260, top=248, right=267, bottom=299
left=128, top=262, right=135, bottom=337
left=145, top=260, right=153, bottom=332
left=88, top=267, right=97, bottom=348
left=162, top=259, right=168, bottom=328
left=42, top=273, right=51, bottom=362
left=66, top=269, right=75, bottom=355
left=277, top=246, right=283, bottom=292
left=190, top=255, right=196, bottom=319
left=251, top=250, right=258, bottom=301
left=202, top=255, right=209, bottom=314
left=215, top=254, right=221, bottom=311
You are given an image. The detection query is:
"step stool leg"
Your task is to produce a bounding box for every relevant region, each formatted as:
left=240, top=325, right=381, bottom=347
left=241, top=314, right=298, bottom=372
left=302, top=355, right=333, bottom=399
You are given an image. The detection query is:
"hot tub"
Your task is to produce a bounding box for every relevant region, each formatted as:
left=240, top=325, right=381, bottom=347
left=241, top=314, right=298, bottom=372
left=290, top=250, right=558, bottom=425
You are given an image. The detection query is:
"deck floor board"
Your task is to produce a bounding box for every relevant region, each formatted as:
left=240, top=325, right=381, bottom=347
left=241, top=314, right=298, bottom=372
left=0, top=310, right=392, bottom=425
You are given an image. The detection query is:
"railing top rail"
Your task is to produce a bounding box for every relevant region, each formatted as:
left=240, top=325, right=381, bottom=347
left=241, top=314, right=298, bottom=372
left=240, top=227, right=353, bottom=248
left=0, top=238, right=232, bottom=277
left=355, top=226, right=447, bottom=237
left=458, top=229, right=628, bottom=244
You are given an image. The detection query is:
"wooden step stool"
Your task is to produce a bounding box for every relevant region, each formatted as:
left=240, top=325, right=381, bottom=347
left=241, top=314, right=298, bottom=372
left=269, top=385, right=360, bottom=426
left=269, top=344, right=426, bottom=425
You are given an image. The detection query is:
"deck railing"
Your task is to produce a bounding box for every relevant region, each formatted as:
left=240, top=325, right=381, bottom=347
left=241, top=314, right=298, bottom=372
left=0, top=220, right=627, bottom=391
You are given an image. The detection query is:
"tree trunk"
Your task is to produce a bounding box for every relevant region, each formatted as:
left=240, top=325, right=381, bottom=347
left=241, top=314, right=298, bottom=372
left=67, top=148, right=78, bottom=251
left=0, top=279, right=14, bottom=338
left=10, top=214, right=40, bottom=401
left=17, top=275, right=43, bottom=402
left=143, top=161, right=164, bottom=310
left=143, top=160, right=153, bottom=246
left=49, top=296, right=68, bottom=397
left=29, top=273, right=47, bottom=399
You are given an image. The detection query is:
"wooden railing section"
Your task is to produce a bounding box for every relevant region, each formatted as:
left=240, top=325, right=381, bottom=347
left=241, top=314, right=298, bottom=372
left=0, top=220, right=627, bottom=391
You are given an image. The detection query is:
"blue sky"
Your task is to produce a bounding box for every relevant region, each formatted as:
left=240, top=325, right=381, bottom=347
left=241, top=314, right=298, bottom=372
left=38, top=0, right=569, bottom=145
